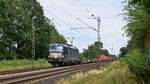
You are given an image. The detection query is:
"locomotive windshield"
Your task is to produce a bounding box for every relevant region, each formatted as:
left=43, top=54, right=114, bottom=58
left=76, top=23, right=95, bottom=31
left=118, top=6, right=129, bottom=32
left=49, top=44, right=63, bottom=52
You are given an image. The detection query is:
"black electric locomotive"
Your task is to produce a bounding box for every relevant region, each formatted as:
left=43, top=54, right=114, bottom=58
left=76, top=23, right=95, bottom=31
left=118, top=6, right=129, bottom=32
left=48, top=43, right=80, bottom=66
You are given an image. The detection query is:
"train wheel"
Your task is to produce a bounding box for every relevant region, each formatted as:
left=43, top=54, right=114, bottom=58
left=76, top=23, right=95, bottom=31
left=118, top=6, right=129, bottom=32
left=79, top=61, right=81, bottom=65
left=58, top=62, right=64, bottom=67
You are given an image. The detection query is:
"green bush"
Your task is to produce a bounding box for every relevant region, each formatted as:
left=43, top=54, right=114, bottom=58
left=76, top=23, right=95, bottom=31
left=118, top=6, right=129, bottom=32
left=0, top=59, right=51, bottom=71
left=125, top=48, right=150, bottom=83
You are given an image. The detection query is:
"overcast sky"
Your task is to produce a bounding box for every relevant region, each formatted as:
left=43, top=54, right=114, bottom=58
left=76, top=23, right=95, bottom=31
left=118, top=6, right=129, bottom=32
left=37, top=0, right=128, bottom=55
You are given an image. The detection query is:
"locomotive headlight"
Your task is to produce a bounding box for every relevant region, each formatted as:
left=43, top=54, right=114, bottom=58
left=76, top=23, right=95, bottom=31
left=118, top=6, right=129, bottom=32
left=49, top=53, right=64, bottom=59
left=54, top=56, right=58, bottom=59
left=49, top=53, right=54, bottom=58
left=61, top=55, right=64, bottom=58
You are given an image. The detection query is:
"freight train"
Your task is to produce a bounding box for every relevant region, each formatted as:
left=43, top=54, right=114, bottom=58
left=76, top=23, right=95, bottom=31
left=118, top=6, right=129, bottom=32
left=97, top=54, right=113, bottom=62
left=48, top=43, right=81, bottom=66
left=48, top=43, right=115, bottom=66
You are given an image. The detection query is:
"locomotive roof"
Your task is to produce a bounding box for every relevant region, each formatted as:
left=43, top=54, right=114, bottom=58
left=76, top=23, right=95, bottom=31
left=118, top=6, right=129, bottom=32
left=50, top=43, right=78, bottom=50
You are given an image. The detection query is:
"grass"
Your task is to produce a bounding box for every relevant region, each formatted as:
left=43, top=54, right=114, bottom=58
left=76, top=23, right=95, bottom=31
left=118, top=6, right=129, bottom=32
left=0, top=59, right=52, bottom=71
left=58, top=60, right=138, bottom=84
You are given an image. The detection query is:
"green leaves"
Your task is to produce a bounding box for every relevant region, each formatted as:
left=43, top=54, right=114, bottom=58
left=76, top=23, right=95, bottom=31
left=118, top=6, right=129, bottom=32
left=0, top=0, right=66, bottom=60
left=123, top=1, right=150, bottom=83
left=125, top=48, right=150, bottom=78
left=124, top=0, right=150, bottom=50
left=81, top=41, right=109, bottom=60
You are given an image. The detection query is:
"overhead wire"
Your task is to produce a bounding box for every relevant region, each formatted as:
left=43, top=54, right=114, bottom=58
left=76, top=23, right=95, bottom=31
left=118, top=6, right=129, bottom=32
left=42, top=0, right=72, bottom=27
left=44, top=9, right=87, bottom=40
left=42, top=6, right=73, bottom=38
left=50, top=12, right=71, bottom=27
left=43, top=0, right=88, bottom=33
left=45, top=0, right=93, bottom=27
left=45, top=0, right=82, bottom=24
left=76, top=18, right=97, bottom=31
left=44, top=0, right=96, bottom=26
left=75, top=0, right=98, bottom=18
left=45, top=10, right=73, bottom=35
left=74, top=0, right=91, bottom=15
left=43, top=0, right=93, bottom=44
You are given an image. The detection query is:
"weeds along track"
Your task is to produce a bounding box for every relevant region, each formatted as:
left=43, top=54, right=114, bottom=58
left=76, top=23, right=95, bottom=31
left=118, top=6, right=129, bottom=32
left=0, top=63, right=101, bottom=84
left=0, top=67, right=51, bottom=75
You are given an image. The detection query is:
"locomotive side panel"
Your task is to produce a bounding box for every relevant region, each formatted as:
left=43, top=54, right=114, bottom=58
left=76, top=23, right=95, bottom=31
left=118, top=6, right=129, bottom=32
left=63, top=47, right=80, bottom=64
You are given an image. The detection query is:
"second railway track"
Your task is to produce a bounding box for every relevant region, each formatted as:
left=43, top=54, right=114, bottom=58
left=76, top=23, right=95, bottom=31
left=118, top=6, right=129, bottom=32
left=0, top=62, right=110, bottom=84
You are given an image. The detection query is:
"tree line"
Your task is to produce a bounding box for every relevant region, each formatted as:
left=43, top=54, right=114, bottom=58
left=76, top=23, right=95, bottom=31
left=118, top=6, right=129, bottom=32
left=0, top=0, right=66, bottom=60
left=81, top=41, right=110, bottom=60
left=119, top=0, right=150, bottom=83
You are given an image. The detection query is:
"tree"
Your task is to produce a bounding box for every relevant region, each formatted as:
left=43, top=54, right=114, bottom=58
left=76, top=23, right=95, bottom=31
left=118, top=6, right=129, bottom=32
left=119, top=47, right=128, bottom=57
left=0, top=0, right=66, bottom=60
left=81, top=41, right=109, bottom=60
left=129, top=0, right=150, bottom=11
left=123, top=0, right=150, bottom=82
left=124, top=0, right=150, bottom=50
left=49, top=27, right=67, bottom=44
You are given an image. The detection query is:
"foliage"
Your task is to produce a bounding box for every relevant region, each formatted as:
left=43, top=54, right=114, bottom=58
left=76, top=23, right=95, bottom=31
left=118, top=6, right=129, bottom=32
left=0, top=0, right=66, bottom=60
left=125, top=49, right=150, bottom=83
left=49, top=27, right=67, bottom=44
left=81, top=41, right=109, bottom=60
left=123, top=0, right=150, bottom=83
left=129, top=0, right=150, bottom=11
left=124, top=0, right=150, bottom=50
left=119, top=47, right=128, bottom=57
left=58, top=61, right=138, bottom=84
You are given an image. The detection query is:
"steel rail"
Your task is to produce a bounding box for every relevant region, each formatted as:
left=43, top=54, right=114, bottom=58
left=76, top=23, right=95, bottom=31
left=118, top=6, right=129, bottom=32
left=0, top=67, right=51, bottom=75
left=34, top=63, right=98, bottom=84
left=0, top=63, right=100, bottom=84
left=0, top=63, right=94, bottom=80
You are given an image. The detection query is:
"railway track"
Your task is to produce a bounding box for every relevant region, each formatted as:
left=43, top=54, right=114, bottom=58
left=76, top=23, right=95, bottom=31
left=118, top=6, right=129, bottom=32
left=0, top=62, right=110, bottom=84
left=0, top=63, right=99, bottom=84
left=0, top=67, right=51, bottom=76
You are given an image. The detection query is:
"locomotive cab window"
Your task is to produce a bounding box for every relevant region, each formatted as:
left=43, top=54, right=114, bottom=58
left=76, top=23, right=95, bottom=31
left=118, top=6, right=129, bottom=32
left=50, top=44, right=63, bottom=53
